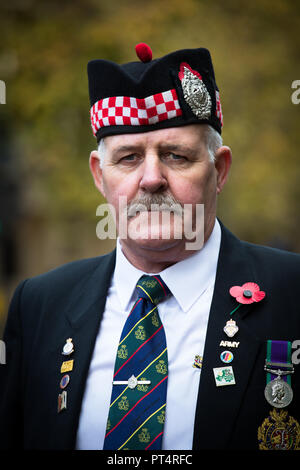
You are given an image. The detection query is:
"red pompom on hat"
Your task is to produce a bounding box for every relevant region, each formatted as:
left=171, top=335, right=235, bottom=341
left=135, top=43, right=152, bottom=62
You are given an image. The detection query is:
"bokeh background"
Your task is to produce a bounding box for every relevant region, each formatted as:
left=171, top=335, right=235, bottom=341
left=0, top=0, right=299, bottom=335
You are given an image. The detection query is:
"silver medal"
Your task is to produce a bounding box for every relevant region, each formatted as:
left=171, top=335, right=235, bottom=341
left=264, top=376, right=293, bottom=408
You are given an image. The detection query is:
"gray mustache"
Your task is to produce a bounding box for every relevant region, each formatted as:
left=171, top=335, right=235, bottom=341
left=126, top=194, right=183, bottom=218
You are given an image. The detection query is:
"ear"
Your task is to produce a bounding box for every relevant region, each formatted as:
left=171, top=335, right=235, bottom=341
left=89, top=150, right=106, bottom=197
left=214, top=146, right=232, bottom=194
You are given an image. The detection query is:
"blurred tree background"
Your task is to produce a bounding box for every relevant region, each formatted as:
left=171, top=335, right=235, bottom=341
left=0, top=0, right=299, bottom=333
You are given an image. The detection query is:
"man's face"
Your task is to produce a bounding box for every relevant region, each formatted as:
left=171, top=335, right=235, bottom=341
left=90, top=124, right=231, bottom=261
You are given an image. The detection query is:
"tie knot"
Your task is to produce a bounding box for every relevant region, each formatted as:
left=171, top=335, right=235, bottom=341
left=136, top=275, right=170, bottom=305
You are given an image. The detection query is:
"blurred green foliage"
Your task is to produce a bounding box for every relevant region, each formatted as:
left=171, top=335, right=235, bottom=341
left=0, top=0, right=299, bottom=250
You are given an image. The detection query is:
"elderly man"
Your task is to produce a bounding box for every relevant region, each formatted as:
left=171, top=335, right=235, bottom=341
left=0, top=44, right=299, bottom=451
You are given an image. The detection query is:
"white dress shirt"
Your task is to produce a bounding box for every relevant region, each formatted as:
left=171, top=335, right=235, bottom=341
left=76, top=219, right=221, bottom=450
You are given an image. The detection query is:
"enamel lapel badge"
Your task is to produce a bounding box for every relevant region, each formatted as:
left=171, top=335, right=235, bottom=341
left=223, top=319, right=239, bottom=338
left=62, top=338, right=74, bottom=356
left=213, top=366, right=235, bottom=386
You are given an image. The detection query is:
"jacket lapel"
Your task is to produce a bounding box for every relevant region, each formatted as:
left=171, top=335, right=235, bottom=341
left=50, top=250, right=116, bottom=449
left=192, top=224, right=263, bottom=449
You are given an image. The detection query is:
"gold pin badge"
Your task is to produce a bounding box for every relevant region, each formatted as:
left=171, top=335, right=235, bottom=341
left=61, top=359, right=74, bottom=373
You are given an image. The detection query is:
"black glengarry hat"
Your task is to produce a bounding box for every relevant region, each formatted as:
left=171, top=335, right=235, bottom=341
left=88, top=43, right=223, bottom=142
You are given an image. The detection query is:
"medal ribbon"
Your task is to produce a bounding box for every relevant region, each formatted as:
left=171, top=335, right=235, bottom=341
left=266, top=340, right=293, bottom=385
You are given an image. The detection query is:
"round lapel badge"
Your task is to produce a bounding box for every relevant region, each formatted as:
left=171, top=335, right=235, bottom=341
left=60, top=374, right=70, bottom=389
left=220, top=350, right=234, bottom=364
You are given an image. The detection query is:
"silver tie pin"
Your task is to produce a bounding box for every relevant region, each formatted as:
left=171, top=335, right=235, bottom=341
left=113, top=374, right=151, bottom=389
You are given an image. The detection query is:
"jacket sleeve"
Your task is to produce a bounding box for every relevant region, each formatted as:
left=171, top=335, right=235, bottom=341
left=0, top=280, right=27, bottom=449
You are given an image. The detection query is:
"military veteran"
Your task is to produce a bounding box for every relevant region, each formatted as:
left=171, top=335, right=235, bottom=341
left=0, top=43, right=299, bottom=451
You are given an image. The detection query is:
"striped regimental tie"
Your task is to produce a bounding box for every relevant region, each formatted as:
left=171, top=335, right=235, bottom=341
left=103, top=274, right=170, bottom=450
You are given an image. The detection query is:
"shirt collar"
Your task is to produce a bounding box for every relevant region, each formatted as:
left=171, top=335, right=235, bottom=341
left=113, top=219, right=221, bottom=312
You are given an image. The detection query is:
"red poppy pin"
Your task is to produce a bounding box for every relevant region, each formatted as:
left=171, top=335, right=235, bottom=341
left=229, top=282, right=266, bottom=305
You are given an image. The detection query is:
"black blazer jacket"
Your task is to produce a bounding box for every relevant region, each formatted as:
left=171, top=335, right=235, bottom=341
left=0, top=223, right=300, bottom=450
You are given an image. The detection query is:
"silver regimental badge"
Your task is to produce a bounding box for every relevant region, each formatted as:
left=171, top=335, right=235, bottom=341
left=62, top=338, right=74, bottom=356
left=223, top=319, right=239, bottom=338
left=179, top=63, right=212, bottom=120
left=264, top=376, right=293, bottom=408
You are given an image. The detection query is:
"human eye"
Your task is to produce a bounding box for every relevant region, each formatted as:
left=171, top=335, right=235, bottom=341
left=164, top=152, right=188, bottom=162
left=122, top=154, right=136, bottom=161
left=119, top=153, right=139, bottom=163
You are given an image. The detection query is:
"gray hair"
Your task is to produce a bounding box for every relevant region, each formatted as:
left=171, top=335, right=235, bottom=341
left=204, top=125, right=223, bottom=162
left=97, top=124, right=222, bottom=167
left=97, top=138, right=106, bottom=169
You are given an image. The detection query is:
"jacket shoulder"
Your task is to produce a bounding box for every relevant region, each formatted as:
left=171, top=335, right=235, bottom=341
left=241, top=240, right=300, bottom=270
left=16, top=250, right=116, bottom=305
left=220, top=222, right=300, bottom=285
left=239, top=240, right=300, bottom=294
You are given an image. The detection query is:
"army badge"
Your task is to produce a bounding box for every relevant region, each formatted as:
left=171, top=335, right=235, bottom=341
left=223, top=319, right=239, bottom=338
left=258, top=408, right=300, bottom=450
left=178, top=62, right=212, bottom=120
left=62, top=338, right=74, bottom=356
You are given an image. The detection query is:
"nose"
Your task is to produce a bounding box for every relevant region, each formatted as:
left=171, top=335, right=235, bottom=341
left=139, top=154, right=168, bottom=193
